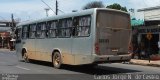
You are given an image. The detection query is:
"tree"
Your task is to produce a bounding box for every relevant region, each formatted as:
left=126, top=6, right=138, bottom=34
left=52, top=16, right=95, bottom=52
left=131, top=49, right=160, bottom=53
left=82, top=1, right=105, bottom=10
left=106, top=3, right=128, bottom=12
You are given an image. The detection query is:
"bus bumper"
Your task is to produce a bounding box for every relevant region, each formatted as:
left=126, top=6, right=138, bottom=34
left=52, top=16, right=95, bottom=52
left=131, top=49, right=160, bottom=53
left=93, top=55, right=131, bottom=64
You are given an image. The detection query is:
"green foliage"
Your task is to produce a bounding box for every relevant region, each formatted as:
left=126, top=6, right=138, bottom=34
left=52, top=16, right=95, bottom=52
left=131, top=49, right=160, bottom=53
left=83, top=1, right=105, bottom=10
left=106, top=3, right=128, bottom=12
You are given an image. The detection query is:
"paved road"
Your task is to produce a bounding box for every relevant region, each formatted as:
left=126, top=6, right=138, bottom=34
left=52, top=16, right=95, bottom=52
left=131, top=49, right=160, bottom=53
left=0, top=49, right=160, bottom=80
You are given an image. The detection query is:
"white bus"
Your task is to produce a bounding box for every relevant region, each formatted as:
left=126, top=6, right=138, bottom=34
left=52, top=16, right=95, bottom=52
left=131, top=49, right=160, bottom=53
left=15, top=8, right=131, bottom=68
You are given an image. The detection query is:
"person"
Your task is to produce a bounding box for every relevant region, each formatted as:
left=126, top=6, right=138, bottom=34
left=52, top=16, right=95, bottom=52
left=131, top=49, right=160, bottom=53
left=136, top=45, right=141, bottom=59
left=131, top=44, right=138, bottom=59
left=145, top=48, right=151, bottom=62
left=139, top=42, right=146, bottom=59
left=9, top=39, right=15, bottom=51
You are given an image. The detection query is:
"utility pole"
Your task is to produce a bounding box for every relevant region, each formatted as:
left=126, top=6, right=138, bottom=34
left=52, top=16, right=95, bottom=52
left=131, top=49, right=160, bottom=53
left=11, top=14, right=16, bottom=50
left=56, top=0, right=58, bottom=15
left=11, top=14, right=15, bottom=34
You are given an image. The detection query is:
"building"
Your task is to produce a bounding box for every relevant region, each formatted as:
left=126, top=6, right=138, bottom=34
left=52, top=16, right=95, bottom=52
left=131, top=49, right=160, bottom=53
left=135, top=6, right=160, bottom=55
left=0, top=20, right=13, bottom=48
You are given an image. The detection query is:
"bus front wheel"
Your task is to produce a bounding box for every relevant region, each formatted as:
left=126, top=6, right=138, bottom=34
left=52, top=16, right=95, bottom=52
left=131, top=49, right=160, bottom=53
left=52, top=52, right=62, bottom=69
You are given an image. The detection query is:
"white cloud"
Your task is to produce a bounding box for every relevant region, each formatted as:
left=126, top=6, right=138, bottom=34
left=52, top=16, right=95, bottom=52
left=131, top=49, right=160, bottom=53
left=128, top=0, right=160, bottom=20
left=0, top=0, right=160, bottom=21
left=129, top=0, right=160, bottom=9
left=58, top=0, right=90, bottom=13
left=0, top=0, right=89, bottom=21
left=0, top=0, right=53, bottom=21
left=0, top=1, right=43, bottom=12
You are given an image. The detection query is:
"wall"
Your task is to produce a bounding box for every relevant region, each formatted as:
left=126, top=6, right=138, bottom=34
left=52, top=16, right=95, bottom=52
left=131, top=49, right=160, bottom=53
left=144, top=9, right=160, bottom=21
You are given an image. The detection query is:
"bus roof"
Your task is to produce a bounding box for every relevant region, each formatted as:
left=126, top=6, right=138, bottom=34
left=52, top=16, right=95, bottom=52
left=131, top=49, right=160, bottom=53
left=17, top=8, right=129, bottom=27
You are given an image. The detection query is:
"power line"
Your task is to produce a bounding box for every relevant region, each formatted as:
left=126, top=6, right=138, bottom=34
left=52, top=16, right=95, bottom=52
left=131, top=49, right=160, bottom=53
left=143, top=0, right=148, bottom=7
left=0, top=16, right=7, bottom=21
left=41, top=0, right=56, bottom=15
left=42, top=0, right=64, bottom=15
left=58, top=9, right=64, bottom=13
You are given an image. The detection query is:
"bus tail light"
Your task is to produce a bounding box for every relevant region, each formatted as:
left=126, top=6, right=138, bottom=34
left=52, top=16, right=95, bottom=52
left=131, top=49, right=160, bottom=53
left=95, top=43, right=100, bottom=55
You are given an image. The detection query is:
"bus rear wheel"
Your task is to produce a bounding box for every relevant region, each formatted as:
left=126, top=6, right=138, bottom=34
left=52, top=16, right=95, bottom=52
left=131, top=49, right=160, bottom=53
left=23, top=52, right=30, bottom=63
left=52, top=52, right=62, bottom=69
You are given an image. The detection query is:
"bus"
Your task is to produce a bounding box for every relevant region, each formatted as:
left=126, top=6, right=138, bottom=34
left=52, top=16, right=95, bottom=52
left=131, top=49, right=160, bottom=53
left=15, top=8, right=131, bottom=68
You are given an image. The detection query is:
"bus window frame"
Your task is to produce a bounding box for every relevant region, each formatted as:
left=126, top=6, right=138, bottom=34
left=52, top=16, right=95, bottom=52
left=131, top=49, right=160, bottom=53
left=29, top=24, right=37, bottom=39
left=57, top=18, right=72, bottom=38
left=48, top=20, right=58, bottom=38
left=22, top=25, right=29, bottom=39
left=36, top=22, right=47, bottom=39
left=72, top=15, right=91, bottom=38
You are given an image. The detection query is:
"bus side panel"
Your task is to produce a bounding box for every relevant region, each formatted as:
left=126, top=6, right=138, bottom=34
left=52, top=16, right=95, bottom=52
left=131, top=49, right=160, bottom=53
left=62, top=53, right=75, bottom=65
left=34, top=38, right=74, bottom=64
left=72, top=37, right=93, bottom=65
left=35, top=39, right=51, bottom=62
left=24, top=39, right=36, bottom=60
left=52, top=38, right=74, bottom=64
left=74, top=54, right=93, bottom=65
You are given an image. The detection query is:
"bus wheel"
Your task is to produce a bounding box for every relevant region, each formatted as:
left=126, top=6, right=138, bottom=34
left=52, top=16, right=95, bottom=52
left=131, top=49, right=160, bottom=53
left=52, top=52, right=62, bottom=69
left=23, top=52, right=30, bottom=63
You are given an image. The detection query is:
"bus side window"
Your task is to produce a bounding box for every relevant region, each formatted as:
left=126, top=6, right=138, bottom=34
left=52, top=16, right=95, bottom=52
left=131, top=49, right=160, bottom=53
left=22, top=25, right=29, bottom=39
left=41, top=22, right=47, bottom=38
left=66, top=19, right=72, bottom=37
left=72, top=16, right=91, bottom=37
left=58, top=18, right=72, bottom=38
left=36, top=23, right=41, bottom=38
left=46, top=22, right=50, bottom=38
left=29, top=24, right=36, bottom=39
left=72, top=17, right=79, bottom=36
left=78, top=16, right=91, bottom=37
left=36, top=22, right=47, bottom=39
left=49, top=21, right=57, bottom=38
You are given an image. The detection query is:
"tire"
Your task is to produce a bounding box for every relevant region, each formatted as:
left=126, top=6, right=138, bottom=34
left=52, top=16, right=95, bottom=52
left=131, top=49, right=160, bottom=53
left=52, top=52, right=62, bottom=69
left=22, top=52, right=30, bottom=63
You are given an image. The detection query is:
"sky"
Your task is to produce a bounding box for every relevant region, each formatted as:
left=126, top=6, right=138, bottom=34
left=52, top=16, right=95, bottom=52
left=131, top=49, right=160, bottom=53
left=0, top=0, right=160, bottom=22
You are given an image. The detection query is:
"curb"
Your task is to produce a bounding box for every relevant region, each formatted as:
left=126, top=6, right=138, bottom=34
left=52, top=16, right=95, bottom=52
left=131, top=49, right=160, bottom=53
left=0, top=49, right=10, bottom=51
left=0, top=49, right=15, bottom=52
left=130, top=60, right=160, bottom=67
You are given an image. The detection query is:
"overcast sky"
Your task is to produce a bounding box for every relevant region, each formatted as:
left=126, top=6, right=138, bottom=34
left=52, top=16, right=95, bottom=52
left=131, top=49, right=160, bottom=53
left=0, top=0, right=160, bottom=22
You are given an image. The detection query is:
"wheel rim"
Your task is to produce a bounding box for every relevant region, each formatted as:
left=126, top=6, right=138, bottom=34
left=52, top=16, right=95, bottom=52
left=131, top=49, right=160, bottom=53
left=23, top=53, right=28, bottom=62
left=54, top=54, right=60, bottom=66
